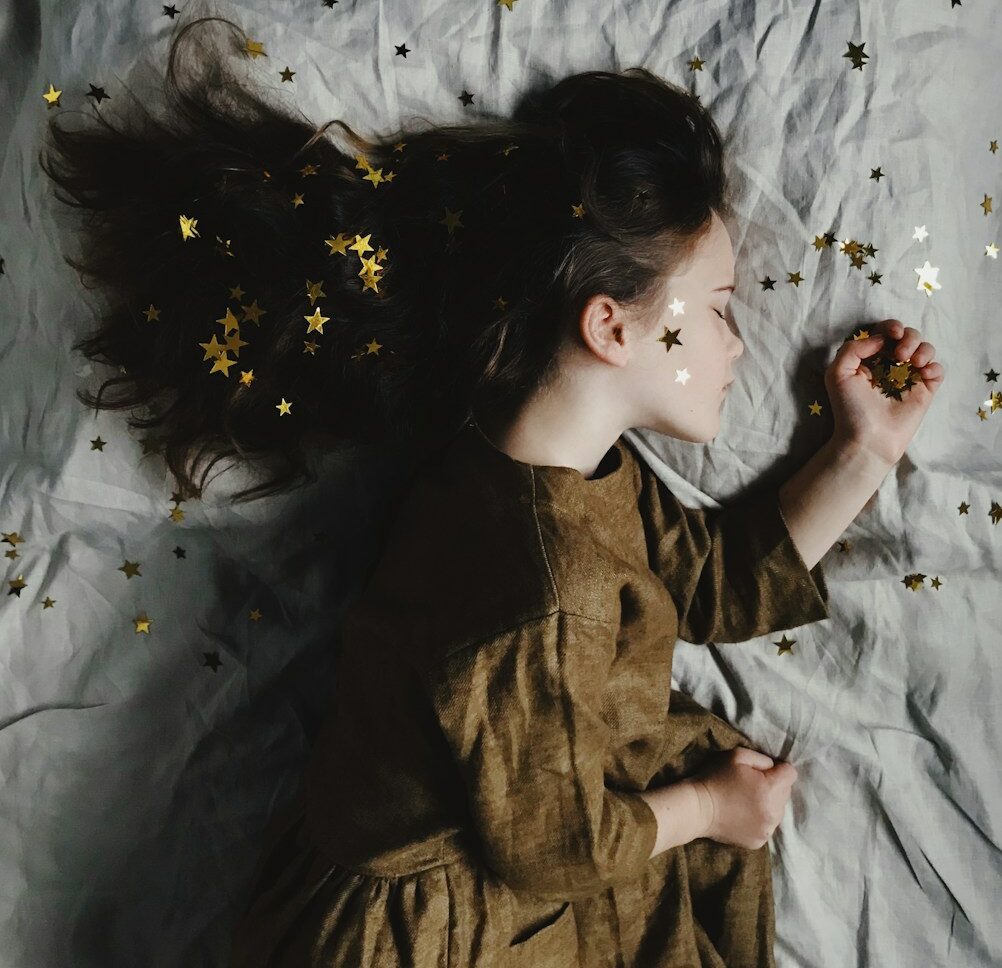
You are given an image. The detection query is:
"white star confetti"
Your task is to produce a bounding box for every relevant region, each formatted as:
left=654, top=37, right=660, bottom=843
left=913, top=225, right=929, bottom=243
left=669, top=298, right=686, bottom=316
left=914, top=260, right=941, bottom=296
left=675, top=368, right=692, bottom=385
left=986, top=242, right=999, bottom=259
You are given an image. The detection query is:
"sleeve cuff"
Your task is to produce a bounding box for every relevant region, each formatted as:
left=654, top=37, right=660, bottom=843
left=611, top=789, right=659, bottom=875
left=770, top=490, right=831, bottom=627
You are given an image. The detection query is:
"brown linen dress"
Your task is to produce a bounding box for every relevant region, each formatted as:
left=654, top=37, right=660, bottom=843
left=227, top=418, right=830, bottom=968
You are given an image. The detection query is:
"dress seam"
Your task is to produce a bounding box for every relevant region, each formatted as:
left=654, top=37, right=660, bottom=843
left=529, top=465, right=560, bottom=610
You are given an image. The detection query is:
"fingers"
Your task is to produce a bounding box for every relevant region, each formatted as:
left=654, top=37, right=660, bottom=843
left=832, top=332, right=886, bottom=377
left=767, top=761, right=798, bottom=783
left=732, top=746, right=776, bottom=771
left=918, top=360, right=946, bottom=386
left=841, top=321, right=941, bottom=375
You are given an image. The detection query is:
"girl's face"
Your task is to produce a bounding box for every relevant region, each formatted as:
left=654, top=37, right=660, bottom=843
left=626, top=209, right=744, bottom=443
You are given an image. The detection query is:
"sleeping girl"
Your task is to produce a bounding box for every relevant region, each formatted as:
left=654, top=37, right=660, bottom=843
left=40, top=14, right=944, bottom=967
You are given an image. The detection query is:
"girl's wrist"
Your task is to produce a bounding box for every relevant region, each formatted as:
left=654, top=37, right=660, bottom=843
left=687, top=779, right=715, bottom=838
left=829, top=433, right=899, bottom=475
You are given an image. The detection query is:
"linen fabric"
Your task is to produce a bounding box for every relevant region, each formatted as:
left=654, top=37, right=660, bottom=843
left=227, top=419, right=830, bottom=967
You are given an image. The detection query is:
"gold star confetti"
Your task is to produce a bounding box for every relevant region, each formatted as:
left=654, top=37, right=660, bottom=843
left=42, top=596, right=56, bottom=608
left=2, top=532, right=24, bottom=548
left=169, top=506, right=185, bottom=522
left=439, top=208, right=464, bottom=233
left=306, top=279, right=327, bottom=305
left=224, top=331, right=248, bottom=357
left=239, top=370, right=255, bottom=387
left=198, top=334, right=228, bottom=361
left=90, top=436, right=106, bottom=451
left=305, top=307, right=330, bottom=334
left=843, top=40, right=869, bottom=71
left=787, top=271, right=804, bottom=286
left=657, top=326, right=684, bottom=354
left=980, top=193, right=993, bottom=216
left=279, top=66, right=295, bottom=82
left=571, top=202, right=586, bottom=218
left=774, top=634, right=796, bottom=655
left=216, top=307, right=241, bottom=334
left=958, top=501, right=970, bottom=515
left=209, top=353, right=236, bottom=376
left=846, top=326, right=921, bottom=400
left=808, top=401, right=823, bottom=415
left=688, top=55, right=705, bottom=71
left=134, top=613, right=152, bottom=634
left=241, top=299, right=267, bottom=325
left=244, top=39, right=267, bottom=59
left=178, top=213, right=201, bottom=241
left=143, top=304, right=160, bottom=322
left=42, top=83, right=62, bottom=107
left=249, top=608, right=263, bottom=621
left=325, top=232, right=352, bottom=256
left=277, top=398, right=293, bottom=416
left=902, top=573, right=926, bottom=592
left=118, top=560, right=142, bottom=579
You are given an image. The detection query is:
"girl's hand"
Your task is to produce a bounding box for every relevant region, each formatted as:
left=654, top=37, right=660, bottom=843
left=824, top=318, right=946, bottom=467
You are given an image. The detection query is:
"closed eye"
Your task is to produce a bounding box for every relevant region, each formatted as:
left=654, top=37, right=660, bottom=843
left=714, top=309, right=726, bottom=320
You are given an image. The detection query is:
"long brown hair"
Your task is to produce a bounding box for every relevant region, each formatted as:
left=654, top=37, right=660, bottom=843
left=39, top=13, right=732, bottom=502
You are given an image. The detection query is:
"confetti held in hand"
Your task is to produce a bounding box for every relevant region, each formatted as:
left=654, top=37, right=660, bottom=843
left=845, top=327, right=919, bottom=400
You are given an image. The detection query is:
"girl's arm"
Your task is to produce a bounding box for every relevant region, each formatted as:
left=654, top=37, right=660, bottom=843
left=787, top=316, right=945, bottom=571
left=778, top=437, right=895, bottom=573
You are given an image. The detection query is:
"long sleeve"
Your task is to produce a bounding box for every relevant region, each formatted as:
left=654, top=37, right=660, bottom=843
left=629, top=443, right=831, bottom=645
left=421, top=609, right=659, bottom=902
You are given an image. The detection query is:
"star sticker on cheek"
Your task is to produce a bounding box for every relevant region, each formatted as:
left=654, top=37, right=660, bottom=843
left=675, top=368, right=692, bottom=385
left=657, top=326, right=684, bottom=352
left=668, top=298, right=685, bottom=316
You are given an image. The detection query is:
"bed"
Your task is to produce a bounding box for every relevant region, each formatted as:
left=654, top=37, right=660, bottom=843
left=0, top=0, right=998, bottom=964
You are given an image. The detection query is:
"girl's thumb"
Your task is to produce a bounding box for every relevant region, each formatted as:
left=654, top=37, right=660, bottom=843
left=732, top=746, right=775, bottom=771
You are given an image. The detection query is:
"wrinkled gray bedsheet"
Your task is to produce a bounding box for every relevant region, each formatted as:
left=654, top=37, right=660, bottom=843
left=1, top=0, right=999, bottom=965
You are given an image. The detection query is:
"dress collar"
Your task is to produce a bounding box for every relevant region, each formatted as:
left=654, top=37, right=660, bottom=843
left=457, top=417, right=634, bottom=507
